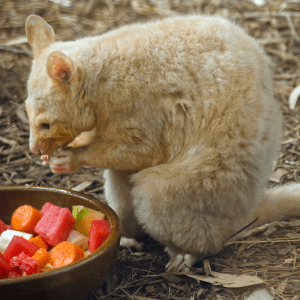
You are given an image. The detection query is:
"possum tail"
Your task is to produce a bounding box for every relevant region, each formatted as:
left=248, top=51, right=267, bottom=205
left=252, top=183, right=300, bottom=226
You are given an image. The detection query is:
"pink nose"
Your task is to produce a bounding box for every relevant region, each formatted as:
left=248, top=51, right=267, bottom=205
left=30, top=144, right=42, bottom=156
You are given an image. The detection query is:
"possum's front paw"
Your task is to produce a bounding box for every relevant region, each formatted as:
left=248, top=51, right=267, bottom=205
left=41, top=149, right=78, bottom=173
left=165, top=247, right=198, bottom=272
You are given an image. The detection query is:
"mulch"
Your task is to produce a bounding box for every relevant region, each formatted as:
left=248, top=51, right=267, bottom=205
left=1, top=0, right=300, bottom=299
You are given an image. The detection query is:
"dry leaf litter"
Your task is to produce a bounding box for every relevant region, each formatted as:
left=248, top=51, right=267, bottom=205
left=1, top=0, right=300, bottom=299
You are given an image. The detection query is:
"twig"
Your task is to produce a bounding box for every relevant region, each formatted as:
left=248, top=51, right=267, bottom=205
left=285, top=14, right=300, bottom=42
left=0, top=45, right=32, bottom=56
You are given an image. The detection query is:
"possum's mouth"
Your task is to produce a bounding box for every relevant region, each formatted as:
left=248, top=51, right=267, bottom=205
left=32, top=138, right=70, bottom=157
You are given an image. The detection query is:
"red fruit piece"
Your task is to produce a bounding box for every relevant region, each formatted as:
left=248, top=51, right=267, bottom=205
left=0, top=219, right=11, bottom=235
left=0, top=219, right=6, bottom=235
left=7, top=270, right=22, bottom=278
left=3, top=236, right=39, bottom=262
left=89, top=220, right=110, bottom=253
left=10, top=252, right=39, bottom=275
left=0, top=252, right=11, bottom=279
left=40, top=202, right=52, bottom=215
left=34, top=202, right=75, bottom=246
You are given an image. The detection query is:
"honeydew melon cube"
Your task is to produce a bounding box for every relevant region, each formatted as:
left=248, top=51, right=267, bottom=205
left=72, top=206, right=105, bottom=237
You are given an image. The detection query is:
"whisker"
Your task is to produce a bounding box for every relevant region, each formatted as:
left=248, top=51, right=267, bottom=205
left=67, top=127, right=74, bottom=139
left=9, top=71, right=26, bottom=99
left=8, top=104, right=29, bottom=124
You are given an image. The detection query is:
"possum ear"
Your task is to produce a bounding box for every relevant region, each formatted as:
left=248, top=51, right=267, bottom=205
left=46, top=51, right=75, bottom=84
left=26, top=15, right=55, bottom=58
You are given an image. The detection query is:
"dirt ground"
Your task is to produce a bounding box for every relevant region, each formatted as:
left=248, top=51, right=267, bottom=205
left=1, top=0, right=300, bottom=299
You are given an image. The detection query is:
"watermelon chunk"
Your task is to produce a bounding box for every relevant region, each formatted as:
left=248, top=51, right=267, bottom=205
left=10, top=252, right=39, bottom=275
left=0, top=230, right=33, bottom=254
left=7, top=270, right=22, bottom=278
left=0, top=252, right=10, bottom=279
left=3, top=236, right=39, bottom=262
left=73, top=206, right=105, bottom=237
left=0, top=219, right=6, bottom=235
left=40, top=202, right=52, bottom=215
left=34, top=202, right=75, bottom=246
left=0, top=219, right=12, bottom=235
left=88, top=220, right=110, bottom=253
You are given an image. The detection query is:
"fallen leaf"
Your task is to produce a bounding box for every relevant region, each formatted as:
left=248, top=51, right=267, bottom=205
left=269, top=169, right=289, bottom=183
left=289, top=85, right=300, bottom=110
left=263, top=225, right=277, bottom=236
left=285, top=232, right=300, bottom=239
left=276, top=279, right=288, bottom=295
left=184, top=271, right=264, bottom=288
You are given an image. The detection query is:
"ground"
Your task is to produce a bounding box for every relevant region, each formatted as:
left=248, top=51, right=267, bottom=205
left=1, top=0, right=300, bottom=299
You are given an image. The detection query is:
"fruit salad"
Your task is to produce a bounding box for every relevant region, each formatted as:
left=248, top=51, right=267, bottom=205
left=0, top=203, right=110, bottom=279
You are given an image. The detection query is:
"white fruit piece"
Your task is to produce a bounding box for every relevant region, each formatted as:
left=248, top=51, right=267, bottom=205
left=0, top=230, right=33, bottom=253
left=66, top=230, right=89, bottom=250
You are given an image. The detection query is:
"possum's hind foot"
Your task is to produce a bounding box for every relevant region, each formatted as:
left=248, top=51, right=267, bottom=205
left=164, top=247, right=198, bottom=272
left=120, top=237, right=143, bottom=252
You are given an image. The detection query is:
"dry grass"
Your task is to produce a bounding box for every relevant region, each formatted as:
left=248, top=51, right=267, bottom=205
left=1, top=0, right=300, bottom=299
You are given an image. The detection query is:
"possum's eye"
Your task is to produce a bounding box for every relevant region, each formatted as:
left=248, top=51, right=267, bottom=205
left=41, top=123, right=50, bottom=130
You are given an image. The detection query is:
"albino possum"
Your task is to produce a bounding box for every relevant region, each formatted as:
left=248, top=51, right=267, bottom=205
left=25, top=14, right=300, bottom=272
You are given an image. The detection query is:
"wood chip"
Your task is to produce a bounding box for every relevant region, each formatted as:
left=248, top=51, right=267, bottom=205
left=71, top=181, right=93, bottom=191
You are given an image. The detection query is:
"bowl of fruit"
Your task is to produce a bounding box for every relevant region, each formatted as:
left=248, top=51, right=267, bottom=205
left=0, top=185, right=120, bottom=300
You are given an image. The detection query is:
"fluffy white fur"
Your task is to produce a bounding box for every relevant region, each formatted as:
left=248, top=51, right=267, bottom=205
left=25, top=14, right=300, bottom=272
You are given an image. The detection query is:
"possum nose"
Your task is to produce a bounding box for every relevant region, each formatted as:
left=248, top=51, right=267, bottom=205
left=29, top=131, right=42, bottom=155
left=30, top=144, right=42, bottom=156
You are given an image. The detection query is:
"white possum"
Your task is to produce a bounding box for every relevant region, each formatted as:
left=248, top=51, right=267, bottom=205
left=25, top=14, right=300, bottom=272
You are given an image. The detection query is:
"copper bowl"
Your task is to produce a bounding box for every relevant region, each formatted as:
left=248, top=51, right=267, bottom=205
left=0, top=186, right=120, bottom=300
